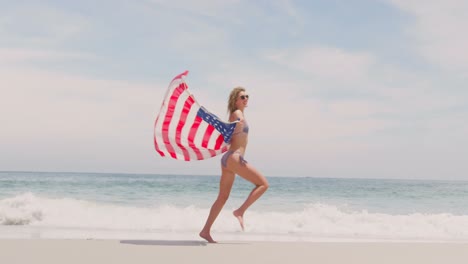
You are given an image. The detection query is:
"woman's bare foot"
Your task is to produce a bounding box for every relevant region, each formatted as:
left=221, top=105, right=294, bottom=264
left=199, top=231, right=217, bottom=243
left=233, top=210, right=245, bottom=231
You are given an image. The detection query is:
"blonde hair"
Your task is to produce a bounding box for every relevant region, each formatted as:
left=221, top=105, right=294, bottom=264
left=227, top=87, right=245, bottom=114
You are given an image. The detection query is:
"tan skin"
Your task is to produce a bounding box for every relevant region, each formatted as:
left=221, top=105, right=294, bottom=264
left=199, top=90, right=269, bottom=243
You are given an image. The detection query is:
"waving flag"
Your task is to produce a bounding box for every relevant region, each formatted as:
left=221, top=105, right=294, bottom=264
left=154, top=71, right=237, bottom=161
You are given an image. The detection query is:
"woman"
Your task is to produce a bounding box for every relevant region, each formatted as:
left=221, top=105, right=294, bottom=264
left=199, top=87, right=269, bottom=243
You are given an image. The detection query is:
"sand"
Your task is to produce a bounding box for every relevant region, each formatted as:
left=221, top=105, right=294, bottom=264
left=2, top=239, right=468, bottom=264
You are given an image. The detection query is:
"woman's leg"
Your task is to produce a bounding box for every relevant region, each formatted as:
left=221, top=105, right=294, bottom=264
left=199, top=167, right=235, bottom=243
left=230, top=160, right=269, bottom=230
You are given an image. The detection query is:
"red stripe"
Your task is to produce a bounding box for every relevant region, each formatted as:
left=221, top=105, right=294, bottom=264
left=161, top=83, right=185, bottom=159
left=202, top=125, right=216, bottom=157
left=170, top=71, right=189, bottom=83
left=214, top=134, right=224, bottom=150
left=188, top=116, right=204, bottom=160
left=175, top=96, right=195, bottom=161
left=201, top=125, right=215, bottom=148
left=208, top=149, right=217, bottom=157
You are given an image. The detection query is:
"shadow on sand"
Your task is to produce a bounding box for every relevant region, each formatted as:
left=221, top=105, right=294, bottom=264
left=120, top=240, right=207, bottom=246
left=120, top=240, right=250, bottom=246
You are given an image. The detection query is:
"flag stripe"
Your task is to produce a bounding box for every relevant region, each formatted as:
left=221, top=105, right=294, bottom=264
left=174, top=96, right=194, bottom=161
left=181, top=99, right=200, bottom=160
left=161, top=83, right=185, bottom=159
left=214, top=134, right=224, bottom=150
left=202, top=125, right=214, bottom=148
left=188, top=115, right=204, bottom=160
left=171, top=86, right=192, bottom=161
left=153, top=116, right=166, bottom=157
left=193, top=119, right=208, bottom=152
left=202, top=125, right=217, bottom=157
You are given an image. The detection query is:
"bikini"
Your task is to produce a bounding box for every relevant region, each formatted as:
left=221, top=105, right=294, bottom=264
left=221, top=119, right=249, bottom=168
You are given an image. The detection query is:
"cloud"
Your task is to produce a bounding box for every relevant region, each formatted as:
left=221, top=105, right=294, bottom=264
left=0, top=50, right=166, bottom=173
left=387, top=0, right=468, bottom=74
left=192, top=39, right=468, bottom=178
left=264, top=46, right=375, bottom=83
left=273, top=0, right=301, bottom=20
left=0, top=4, right=89, bottom=46
left=0, top=48, right=96, bottom=64
left=148, top=0, right=242, bottom=18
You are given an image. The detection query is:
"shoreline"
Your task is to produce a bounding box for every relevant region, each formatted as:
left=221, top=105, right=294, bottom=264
left=2, top=239, right=468, bottom=264
left=2, top=225, right=468, bottom=243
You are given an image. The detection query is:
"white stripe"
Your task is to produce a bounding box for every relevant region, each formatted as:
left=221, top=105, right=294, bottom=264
left=182, top=100, right=200, bottom=160
left=194, top=119, right=209, bottom=153
left=160, top=90, right=181, bottom=159
left=154, top=98, right=169, bottom=156
left=207, top=130, right=221, bottom=150
left=194, top=119, right=208, bottom=146
left=166, top=90, right=191, bottom=159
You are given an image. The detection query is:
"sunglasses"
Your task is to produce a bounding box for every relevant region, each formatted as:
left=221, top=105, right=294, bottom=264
left=239, top=94, right=249, bottom=100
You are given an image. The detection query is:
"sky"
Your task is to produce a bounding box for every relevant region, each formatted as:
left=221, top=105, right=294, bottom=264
left=1, top=0, right=467, bottom=180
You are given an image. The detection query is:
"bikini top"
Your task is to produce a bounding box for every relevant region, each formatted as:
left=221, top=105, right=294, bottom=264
left=232, top=118, right=249, bottom=135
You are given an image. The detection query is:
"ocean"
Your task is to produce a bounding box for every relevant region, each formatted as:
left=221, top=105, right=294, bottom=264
left=1, top=171, right=468, bottom=242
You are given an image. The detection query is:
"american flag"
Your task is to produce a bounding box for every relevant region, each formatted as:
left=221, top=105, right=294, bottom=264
left=154, top=71, right=237, bottom=161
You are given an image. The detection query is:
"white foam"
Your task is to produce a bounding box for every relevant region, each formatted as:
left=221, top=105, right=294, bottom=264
left=2, top=193, right=468, bottom=241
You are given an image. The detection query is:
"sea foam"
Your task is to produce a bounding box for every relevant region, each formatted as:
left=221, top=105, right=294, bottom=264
left=1, top=193, right=468, bottom=241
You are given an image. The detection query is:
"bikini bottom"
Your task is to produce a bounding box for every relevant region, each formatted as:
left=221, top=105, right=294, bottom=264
left=221, top=150, right=248, bottom=168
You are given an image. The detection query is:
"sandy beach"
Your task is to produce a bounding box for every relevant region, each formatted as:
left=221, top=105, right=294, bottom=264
left=1, top=239, right=468, bottom=264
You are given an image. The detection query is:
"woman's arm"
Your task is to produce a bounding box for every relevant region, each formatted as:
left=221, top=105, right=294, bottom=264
left=230, top=109, right=244, bottom=122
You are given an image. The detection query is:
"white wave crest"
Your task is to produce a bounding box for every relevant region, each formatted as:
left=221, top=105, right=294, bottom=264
left=0, top=193, right=43, bottom=225
left=2, top=193, right=468, bottom=241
